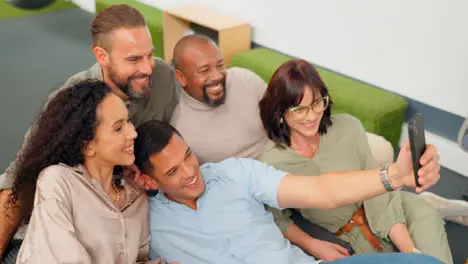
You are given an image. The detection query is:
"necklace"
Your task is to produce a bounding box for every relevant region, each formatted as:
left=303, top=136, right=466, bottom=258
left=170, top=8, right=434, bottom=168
left=112, top=179, right=121, bottom=204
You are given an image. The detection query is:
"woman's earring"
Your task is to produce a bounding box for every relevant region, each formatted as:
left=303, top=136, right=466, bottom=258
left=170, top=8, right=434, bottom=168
left=280, top=117, right=284, bottom=124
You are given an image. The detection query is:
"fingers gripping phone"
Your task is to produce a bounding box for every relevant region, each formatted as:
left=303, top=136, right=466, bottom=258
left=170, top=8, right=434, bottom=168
left=408, top=114, right=426, bottom=187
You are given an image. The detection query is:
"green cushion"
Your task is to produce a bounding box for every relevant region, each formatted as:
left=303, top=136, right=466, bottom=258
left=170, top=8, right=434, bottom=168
left=95, top=0, right=164, bottom=58
left=230, top=48, right=408, bottom=148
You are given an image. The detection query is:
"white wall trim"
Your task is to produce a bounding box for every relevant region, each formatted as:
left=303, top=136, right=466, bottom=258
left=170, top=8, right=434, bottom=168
left=70, top=0, right=95, bottom=13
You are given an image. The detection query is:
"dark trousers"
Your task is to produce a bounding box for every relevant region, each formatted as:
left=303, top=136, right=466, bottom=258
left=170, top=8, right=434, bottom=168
left=2, top=239, right=21, bottom=264
left=290, top=209, right=355, bottom=255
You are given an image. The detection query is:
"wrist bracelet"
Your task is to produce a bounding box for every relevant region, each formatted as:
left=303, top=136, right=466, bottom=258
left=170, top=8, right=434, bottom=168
left=380, top=165, right=394, bottom=191
left=380, top=164, right=403, bottom=191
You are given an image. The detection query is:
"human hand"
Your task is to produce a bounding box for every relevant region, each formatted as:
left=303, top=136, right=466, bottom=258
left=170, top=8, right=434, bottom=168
left=123, top=164, right=156, bottom=190
left=394, top=140, right=440, bottom=192
left=309, top=239, right=350, bottom=262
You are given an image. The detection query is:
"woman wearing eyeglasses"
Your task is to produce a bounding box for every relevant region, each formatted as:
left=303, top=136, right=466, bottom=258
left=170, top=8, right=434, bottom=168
left=258, top=59, right=452, bottom=264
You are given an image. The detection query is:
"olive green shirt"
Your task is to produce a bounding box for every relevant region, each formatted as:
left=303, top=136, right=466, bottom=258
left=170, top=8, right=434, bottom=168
left=260, top=114, right=453, bottom=263
left=259, top=114, right=401, bottom=238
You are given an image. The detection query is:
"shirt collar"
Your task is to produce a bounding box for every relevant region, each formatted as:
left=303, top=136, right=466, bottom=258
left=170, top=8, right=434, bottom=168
left=155, top=191, right=171, bottom=204
left=89, top=63, right=104, bottom=81
left=58, top=162, right=85, bottom=174
left=57, top=162, right=144, bottom=206
left=180, top=88, right=217, bottom=111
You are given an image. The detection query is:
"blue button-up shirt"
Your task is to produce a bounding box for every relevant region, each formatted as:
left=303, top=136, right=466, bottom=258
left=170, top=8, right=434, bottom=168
left=148, top=158, right=318, bottom=264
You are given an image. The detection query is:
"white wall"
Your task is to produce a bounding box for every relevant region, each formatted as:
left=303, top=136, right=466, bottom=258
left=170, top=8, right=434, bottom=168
left=141, top=0, right=468, bottom=118
left=73, top=0, right=468, bottom=176
left=77, top=0, right=468, bottom=117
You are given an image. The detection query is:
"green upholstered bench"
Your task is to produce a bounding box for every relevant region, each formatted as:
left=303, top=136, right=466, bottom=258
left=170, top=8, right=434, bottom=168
left=230, top=48, right=408, bottom=148
left=95, top=0, right=164, bottom=58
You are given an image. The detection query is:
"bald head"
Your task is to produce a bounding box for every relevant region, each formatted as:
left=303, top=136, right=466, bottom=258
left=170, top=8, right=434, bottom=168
left=172, top=34, right=227, bottom=107
left=173, top=34, right=218, bottom=71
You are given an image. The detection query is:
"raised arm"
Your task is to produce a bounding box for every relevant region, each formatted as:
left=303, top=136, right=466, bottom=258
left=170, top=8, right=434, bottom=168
left=0, top=187, right=20, bottom=258
left=277, top=142, right=440, bottom=210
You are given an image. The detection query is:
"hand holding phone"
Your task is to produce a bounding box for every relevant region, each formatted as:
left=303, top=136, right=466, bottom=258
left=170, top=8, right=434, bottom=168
left=408, top=114, right=426, bottom=187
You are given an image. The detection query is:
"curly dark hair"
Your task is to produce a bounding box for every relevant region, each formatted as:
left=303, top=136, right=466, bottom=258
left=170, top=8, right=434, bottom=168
left=7, top=79, right=112, bottom=221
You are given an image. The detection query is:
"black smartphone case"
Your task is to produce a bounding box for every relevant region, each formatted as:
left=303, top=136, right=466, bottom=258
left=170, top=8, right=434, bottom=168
left=408, top=114, right=426, bottom=187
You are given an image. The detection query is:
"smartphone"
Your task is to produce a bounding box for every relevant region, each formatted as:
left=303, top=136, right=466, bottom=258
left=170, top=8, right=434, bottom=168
left=408, top=114, right=426, bottom=187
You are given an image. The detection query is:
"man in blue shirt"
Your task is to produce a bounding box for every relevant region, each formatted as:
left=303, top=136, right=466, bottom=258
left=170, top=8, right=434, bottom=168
left=133, top=120, right=443, bottom=264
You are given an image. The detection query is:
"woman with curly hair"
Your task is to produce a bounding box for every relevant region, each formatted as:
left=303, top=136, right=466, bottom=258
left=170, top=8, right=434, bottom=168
left=6, top=79, right=163, bottom=263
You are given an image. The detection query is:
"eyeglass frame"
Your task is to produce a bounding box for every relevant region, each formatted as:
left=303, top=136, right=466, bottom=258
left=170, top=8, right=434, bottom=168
left=287, top=96, right=330, bottom=117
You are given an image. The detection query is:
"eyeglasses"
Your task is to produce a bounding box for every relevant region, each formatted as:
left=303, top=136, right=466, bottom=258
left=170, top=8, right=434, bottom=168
left=287, top=96, right=329, bottom=119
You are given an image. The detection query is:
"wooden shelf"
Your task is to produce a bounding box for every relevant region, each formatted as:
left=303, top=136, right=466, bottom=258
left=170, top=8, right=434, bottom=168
left=163, top=4, right=252, bottom=66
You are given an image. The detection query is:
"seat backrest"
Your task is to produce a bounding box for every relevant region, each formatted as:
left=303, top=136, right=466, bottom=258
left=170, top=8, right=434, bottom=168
left=458, top=116, right=468, bottom=152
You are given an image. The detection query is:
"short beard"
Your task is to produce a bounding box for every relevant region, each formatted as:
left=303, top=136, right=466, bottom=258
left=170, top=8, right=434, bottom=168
left=201, top=76, right=227, bottom=107
left=108, top=67, right=151, bottom=100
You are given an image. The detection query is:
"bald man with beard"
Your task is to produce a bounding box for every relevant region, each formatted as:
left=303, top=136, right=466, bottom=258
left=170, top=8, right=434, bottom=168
left=170, top=34, right=269, bottom=164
